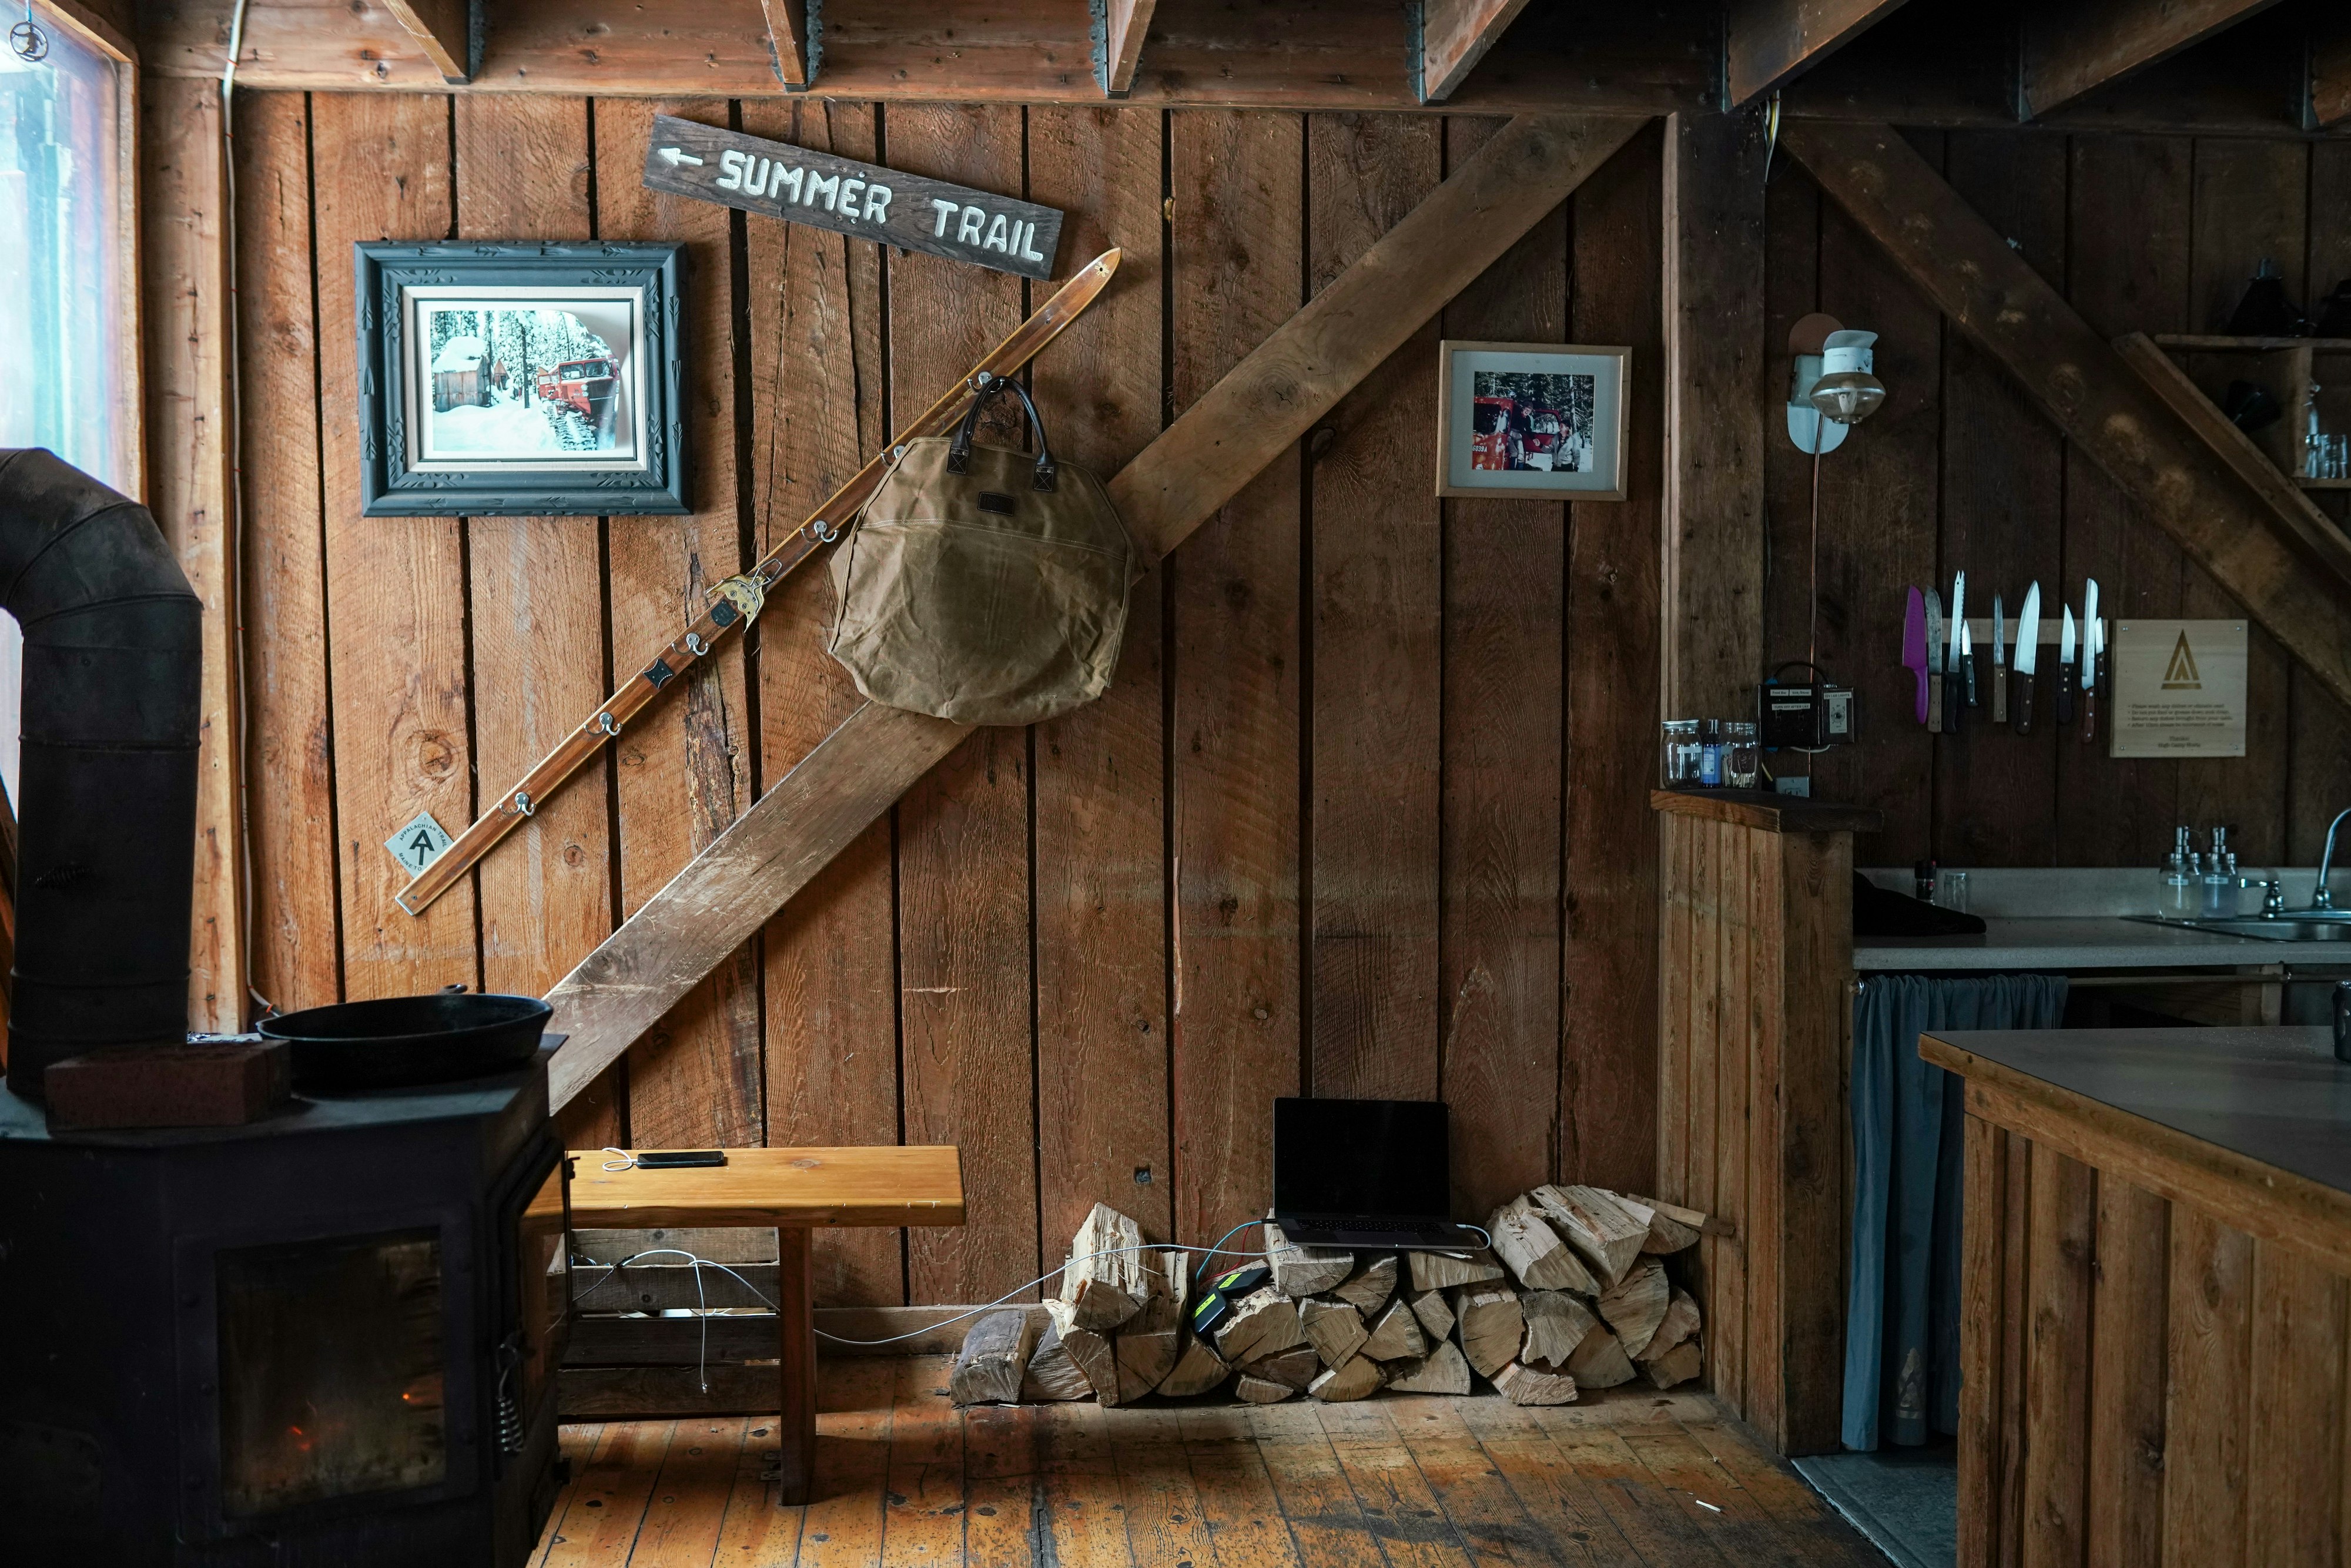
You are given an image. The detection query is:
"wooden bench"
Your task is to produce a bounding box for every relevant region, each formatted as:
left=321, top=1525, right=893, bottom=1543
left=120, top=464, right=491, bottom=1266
left=564, top=1145, right=964, bottom=1503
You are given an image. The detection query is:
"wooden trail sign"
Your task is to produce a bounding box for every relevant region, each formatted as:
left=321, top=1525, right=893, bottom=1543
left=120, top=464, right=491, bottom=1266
left=641, top=113, right=1064, bottom=281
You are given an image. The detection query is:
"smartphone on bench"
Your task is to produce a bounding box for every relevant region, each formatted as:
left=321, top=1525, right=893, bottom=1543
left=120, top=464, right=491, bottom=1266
left=635, top=1150, right=728, bottom=1169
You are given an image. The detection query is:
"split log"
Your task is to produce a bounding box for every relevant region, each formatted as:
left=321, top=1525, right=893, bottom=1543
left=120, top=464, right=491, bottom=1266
left=1211, top=1286, right=1305, bottom=1365
left=1361, top=1298, right=1429, bottom=1362
left=1596, top=1257, right=1670, bottom=1359
left=1492, top=1361, right=1580, bottom=1406
left=1307, top=1354, right=1386, bottom=1403
left=1044, top=1298, right=1122, bottom=1403
left=1241, top=1343, right=1323, bottom=1391
left=1487, top=1195, right=1599, bottom=1293
left=1333, top=1253, right=1400, bottom=1314
left=1635, top=1288, right=1702, bottom=1365
left=1622, top=1192, right=1727, bottom=1241
left=1565, top=1324, right=1636, bottom=1389
left=1519, top=1290, right=1600, bottom=1368
left=1022, top=1314, right=1095, bottom=1402
left=1061, top=1203, right=1151, bottom=1331
left=1158, top=1336, right=1233, bottom=1398
left=1114, top=1250, right=1189, bottom=1403
left=949, top=1309, right=1036, bottom=1406
left=1642, top=1337, right=1703, bottom=1391
left=1235, top=1373, right=1297, bottom=1404
left=1408, top=1249, right=1505, bottom=1292
left=1385, top=1339, right=1472, bottom=1395
left=1615, top=1192, right=1700, bottom=1253
left=1408, top=1285, right=1456, bottom=1342
left=1299, top=1297, right=1369, bottom=1367
left=1454, top=1285, right=1524, bottom=1379
left=1532, top=1185, right=1647, bottom=1287
left=1266, top=1219, right=1354, bottom=1296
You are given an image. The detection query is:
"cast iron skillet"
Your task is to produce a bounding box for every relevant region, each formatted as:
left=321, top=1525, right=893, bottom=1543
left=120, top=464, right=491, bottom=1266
left=259, top=991, right=552, bottom=1091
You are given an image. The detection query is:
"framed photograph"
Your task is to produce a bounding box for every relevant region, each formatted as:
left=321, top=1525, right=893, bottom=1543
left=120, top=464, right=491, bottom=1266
left=354, top=242, right=689, bottom=516
left=1435, top=340, right=1630, bottom=501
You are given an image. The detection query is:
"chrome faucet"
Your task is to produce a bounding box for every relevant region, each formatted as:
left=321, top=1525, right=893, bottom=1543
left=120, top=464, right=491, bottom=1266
left=2310, top=807, right=2351, bottom=911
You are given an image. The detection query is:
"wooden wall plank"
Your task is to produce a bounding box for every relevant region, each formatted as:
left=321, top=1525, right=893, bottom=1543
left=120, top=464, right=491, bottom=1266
left=2162, top=1205, right=2253, bottom=1568
left=885, top=103, right=1041, bottom=1306
left=1958, top=1112, right=2007, bottom=1568
left=1934, top=130, right=2065, bottom=867
left=1743, top=826, right=1786, bottom=1439
left=1654, top=813, right=1690, bottom=1214
left=1998, top=1128, right=2031, bottom=1568
left=233, top=91, right=343, bottom=1013
left=1027, top=105, right=1173, bottom=1251
left=1686, top=805, right=1723, bottom=1404
left=2021, top=1145, right=2095, bottom=1568
left=453, top=96, right=615, bottom=1011
left=1166, top=108, right=1306, bottom=1249
left=1777, top=826, right=1850, bottom=1456
left=2246, top=1238, right=2347, bottom=1566
left=1436, top=113, right=1566, bottom=1224
left=740, top=98, right=900, bottom=1306
left=1560, top=123, right=1663, bottom=1194
left=1713, top=820, right=1753, bottom=1434
left=594, top=98, right=763, bottom=1150
left=310, top=92, right=478, bottom=1001
left=2087, top=1173, right=2170, bottom=1568
left=140, top=76, right=247, bottom=1032
left=1304, top=111, right=1442, bottom=1104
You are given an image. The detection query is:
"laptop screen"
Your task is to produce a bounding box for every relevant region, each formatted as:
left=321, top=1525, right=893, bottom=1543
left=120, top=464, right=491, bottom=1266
left=1272, top=1098, right=1452, bottom=1219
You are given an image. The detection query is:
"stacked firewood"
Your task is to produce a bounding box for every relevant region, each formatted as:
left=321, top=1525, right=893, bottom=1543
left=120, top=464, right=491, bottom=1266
left=950, top=1190, right=1710, bottom=1408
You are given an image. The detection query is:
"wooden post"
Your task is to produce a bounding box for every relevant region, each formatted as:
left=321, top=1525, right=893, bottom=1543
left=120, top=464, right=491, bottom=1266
left=775, top=1226, right=816, bottom=1506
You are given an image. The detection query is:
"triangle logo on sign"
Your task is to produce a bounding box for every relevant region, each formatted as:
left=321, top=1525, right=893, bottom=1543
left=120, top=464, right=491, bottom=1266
left=2162, top=629, right=2202, bottom=689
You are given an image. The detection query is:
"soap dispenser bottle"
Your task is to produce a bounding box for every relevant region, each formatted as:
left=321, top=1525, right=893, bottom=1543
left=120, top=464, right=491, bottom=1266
left=2203, top=826, right=2235, bottom=917
left=2161, top=826, right=2197, bottom=919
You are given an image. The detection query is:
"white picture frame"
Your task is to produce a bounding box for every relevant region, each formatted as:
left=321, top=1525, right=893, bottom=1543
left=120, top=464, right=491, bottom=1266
left=1435, top=340, right=1630, bottom=501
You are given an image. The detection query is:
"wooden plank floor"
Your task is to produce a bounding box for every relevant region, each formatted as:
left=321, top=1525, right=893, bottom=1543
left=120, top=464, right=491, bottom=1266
left=534, top=1355, right=1887, bottom=1566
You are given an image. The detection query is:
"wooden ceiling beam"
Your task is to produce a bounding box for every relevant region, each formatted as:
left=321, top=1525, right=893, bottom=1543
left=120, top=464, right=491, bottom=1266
left=1724, top=0, right=1915, bottom=108
left=1094, top=0, right=1156, bottom=98
left=1418, top=0, right=1535, bottom=103
left=758, top=0, right=816, bottom=89
left=2020, top=0, right=2286, bottom=119
left=380, top=0, right=473, bottom=83
left=2315, top=22, right=2351, bottom=127
left=542, top=112, right=1649, bottom=1105
left=1780, top=119, right=2351, bottom=713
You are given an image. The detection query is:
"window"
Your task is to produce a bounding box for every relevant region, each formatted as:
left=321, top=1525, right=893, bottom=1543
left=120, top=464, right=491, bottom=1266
left=0, top=5, right=136, bottom=802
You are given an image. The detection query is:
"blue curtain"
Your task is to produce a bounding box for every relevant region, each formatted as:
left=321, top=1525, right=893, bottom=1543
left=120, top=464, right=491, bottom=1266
left=1841, top=973, right=2068, bottom=1451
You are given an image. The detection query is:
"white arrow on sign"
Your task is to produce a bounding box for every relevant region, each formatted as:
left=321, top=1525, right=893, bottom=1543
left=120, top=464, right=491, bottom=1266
left=657, top=146, right=704, bottom=167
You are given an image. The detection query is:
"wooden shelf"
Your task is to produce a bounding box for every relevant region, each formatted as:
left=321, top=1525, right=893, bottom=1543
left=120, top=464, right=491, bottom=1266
left=2298, top=477, right=2351, bottom=490
left=2152, top=334, right=2351, bottom=351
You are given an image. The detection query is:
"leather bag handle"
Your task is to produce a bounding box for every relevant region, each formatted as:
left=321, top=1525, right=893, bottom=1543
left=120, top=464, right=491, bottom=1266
left=946, top=375, right=1059, bottom=491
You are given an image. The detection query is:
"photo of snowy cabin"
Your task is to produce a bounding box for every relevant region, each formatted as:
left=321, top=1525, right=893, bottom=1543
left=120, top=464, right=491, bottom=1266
left=430, top=335, right=500, bottom=411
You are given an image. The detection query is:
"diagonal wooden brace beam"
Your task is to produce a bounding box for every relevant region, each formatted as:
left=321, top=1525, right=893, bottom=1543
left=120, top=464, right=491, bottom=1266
left=544, top=111, right=1648, bottom=1111
left=1780, top=120, right=2351, bottom=711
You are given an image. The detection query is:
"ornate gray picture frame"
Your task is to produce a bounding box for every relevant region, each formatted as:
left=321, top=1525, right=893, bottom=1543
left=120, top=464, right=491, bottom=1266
left=354, top=242, right=689, bottom=516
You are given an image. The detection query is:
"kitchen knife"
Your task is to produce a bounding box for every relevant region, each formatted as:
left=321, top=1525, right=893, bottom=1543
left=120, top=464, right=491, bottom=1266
left=1991, top=594, right=2008, bottom=723
left=2081, top=579, right=2100, bottom=742
left=1961, top=620, right=1977, bottom=708
left=1902, top=587, right=1930, bottom=725
left=1925, top=588, right=1945, bottom=733
left=2057, top=604, right=2077, bottom=726
left=1946, top=572, right=1966, bottom=734
left=2014, top=582, right=2040, bottom=736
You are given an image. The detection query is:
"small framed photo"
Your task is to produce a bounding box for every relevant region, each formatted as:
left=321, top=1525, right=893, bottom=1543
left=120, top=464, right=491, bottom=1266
left=1435, top=340, right=1630, bottom=501
left=354, top=242, right=690, bottom=516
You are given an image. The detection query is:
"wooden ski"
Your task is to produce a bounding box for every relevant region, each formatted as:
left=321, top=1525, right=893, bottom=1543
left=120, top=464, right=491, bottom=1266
left=397, top=248, right=1123, bottom=916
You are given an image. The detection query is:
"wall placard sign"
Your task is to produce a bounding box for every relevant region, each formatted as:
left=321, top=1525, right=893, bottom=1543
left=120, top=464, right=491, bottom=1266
left=640, top=114, right=1064, bottom=282
left=2109, top=619, right=2249, bottom=758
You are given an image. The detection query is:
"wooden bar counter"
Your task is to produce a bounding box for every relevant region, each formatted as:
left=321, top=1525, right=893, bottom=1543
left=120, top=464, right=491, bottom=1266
left=1923, top=1026, right=2351, bottom=1567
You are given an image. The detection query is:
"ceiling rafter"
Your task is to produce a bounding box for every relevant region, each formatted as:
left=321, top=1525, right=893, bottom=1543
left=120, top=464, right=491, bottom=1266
left=1723, top=0, right=1915, bottom=108
left=1418, top=0, right=1535, bottom=103
left=2020, top=0, right=2286, bottom=119
left=1093, top=0, right=1157, bottom=98
left=758, top=0, right=817, bottom=91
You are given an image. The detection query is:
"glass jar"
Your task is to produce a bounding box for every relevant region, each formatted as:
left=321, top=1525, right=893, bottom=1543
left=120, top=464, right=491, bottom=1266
left=1661, top=719, right=1700, bottom=787
left=1722, top=721, right=1760, bottom=789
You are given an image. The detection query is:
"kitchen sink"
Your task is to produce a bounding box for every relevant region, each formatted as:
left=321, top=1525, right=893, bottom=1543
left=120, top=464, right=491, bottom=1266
left=2128, top=914, right=2351, bottom=942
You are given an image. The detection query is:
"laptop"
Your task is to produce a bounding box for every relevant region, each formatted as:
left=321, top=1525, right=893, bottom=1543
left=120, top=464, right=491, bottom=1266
left=1270, top=1097, right=1487, bottom=1250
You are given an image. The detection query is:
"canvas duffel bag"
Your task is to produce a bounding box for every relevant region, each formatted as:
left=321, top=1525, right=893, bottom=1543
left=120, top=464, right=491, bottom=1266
left=826, top=376, right=1140, bottom=726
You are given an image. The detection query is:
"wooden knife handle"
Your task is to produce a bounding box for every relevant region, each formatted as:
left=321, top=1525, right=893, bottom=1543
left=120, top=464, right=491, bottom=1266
left=1928, top=668, right=1944, bottom=732
left=2015, top=671, right=2034, bottom=736
left=2056, top=661, right=2074, bottom=725
left=1992, top=661, right=2008, bottom=723
left=2082, top=685, right=2098, bottom=743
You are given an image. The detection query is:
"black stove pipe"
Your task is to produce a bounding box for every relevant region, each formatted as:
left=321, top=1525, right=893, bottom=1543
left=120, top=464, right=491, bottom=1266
left=0, top=450, right=202, bottom=1098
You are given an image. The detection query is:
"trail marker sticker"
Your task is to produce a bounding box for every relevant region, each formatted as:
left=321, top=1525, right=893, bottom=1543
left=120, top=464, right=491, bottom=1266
left=641, top=114, right=1065, bottom=282
left=387, top=812, right=455, bottom=873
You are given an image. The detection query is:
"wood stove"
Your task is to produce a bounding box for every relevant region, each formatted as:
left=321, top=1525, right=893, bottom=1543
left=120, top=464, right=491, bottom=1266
left=0, top=1051, right=571, bottom=1564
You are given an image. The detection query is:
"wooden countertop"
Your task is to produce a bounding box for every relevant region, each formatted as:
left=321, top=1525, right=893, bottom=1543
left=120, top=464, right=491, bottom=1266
left=1650, top=787, right=1882, bottom=835
left=1922, top=1026, right=2351, bottom=1272
left=567, top=1145, right=965, bottom=1229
